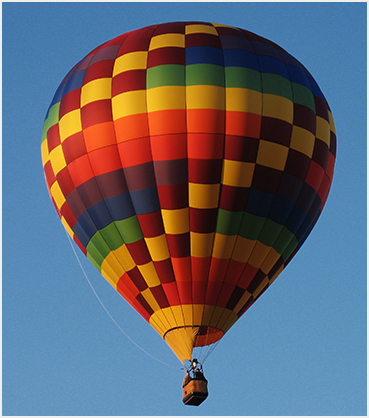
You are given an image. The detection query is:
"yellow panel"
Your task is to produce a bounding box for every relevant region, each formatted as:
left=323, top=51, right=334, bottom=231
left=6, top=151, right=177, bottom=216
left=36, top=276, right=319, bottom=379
left=101, top=256, right=122, bottom=288
left=149, top=33, right=185, bottom=50
left=181, top=304, right=194, bottom=326
left=234, top=290, right=252, bottom=315
left=81, top=78, right=112, bottom=107
left=141, top=288, right=161, bottom=312
left=328, top=110, right=336, bottom=135
left=222, top=160, right=255, bottom=187
left=232, top=237, right=256, bottom=263
left=144, top=234, right=170, bottom=261
left=191, top=232, right=214, bottom=257
left=316, top=116, right=331, bottom=146
left=269, top=263, right=284, bottom=284
left=113, top=51, right=148, bottom=76
left=290, top=125, right=315, bottom=158
left=212, top=233, right=237, bottom=259
left=161, top=208, right=189, bottom=234
left=185, top=24, right=218, bottom=35
left=186, top=85, right=225, bottom=109
left=112, top=90, right=147, bottom=119
left=61, top=216, right=74, bottom=238
left=260, top=247, right=281, bottom=274
left=41, top=139, right=50, bottom=166
left=147, top=86, right=186, bottom=111
left=262, top=94, right=293, bottom=123
left=137, top=262, right=161, bottom=287
left=248, top=241, right=272, bottom=268
left=193, top=304, right=204, bottom=324
left=49, top=145, right=67, bottom=176
left=217, top=309, right=238, bottom=332
left=59, top=109, right=82, bottom=142
left=226, top=88, right=262, bottom=114
left=164, top=327, right=199, bottom=363
left=256, top=140, right=289, bottom=171
left=201, top=305, right=216, bottom=324
left=253, top=276, right=269, bottom=299
left=50, top=180, right=65, bottom=210
left=189, top=183, right=220, bottom=208
left=111, top=244, right=136, bottom=272
left=149, top=311, right=168, bottom=336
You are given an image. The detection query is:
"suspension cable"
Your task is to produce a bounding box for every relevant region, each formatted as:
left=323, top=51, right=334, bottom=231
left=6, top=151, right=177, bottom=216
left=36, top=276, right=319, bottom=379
left=65, top=231, right=182, bottom=370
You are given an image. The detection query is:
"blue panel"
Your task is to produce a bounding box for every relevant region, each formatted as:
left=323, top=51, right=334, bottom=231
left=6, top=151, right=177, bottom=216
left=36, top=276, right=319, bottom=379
left=105, top=193, right=136, bottom=221
left=268, top=195, right=295, bottom=225
left=74, top=212, right=98, bottom=247
left=220, top=35, right=254, bottom=52
left=48, top=83, right=65, bottom=111
left=223, top=49, right=259, bottom=71
left=186, top=46, right=224, bottom=66
left=87, top=201, right=113, bottom=230
left=246, top=189, right=275, bottom=217
left=61, top=70, right=86, bottom=99
left=294, top=215, right=312, bottom=242
left=287, top=64, right=311, bottom=89
left=130, top=187, right=161, bottom=215
left=285, top=204, right=307, bottom=235
left=258, top=55, right=290, bottom=79
left=307, top=76, right=325, bottom=99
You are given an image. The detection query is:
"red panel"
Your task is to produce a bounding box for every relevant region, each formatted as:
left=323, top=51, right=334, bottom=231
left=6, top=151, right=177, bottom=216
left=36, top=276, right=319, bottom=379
left=83, top=121, right=116, bottom=153
left=151, top=285, right=170, bottom=309
left=238, top=263, right=258, bottom=289
left=59, top=89, right=81, bottom=119
left=88, top=144, right=122, bottom=176
left=114, top=113, right=150, bottom=142
left=162, top=282, right=181, bottom=306
left=171, top=257, right=191, bottom=282
left=83, top=60, right=115, bottom=84
left=112, top=69, right=146, bottom=96
left=157, top=184, right=188, bottom=209
left=226, top=111, right=262, bottom=138
left=150, top=134, right=187, bottom=161
left=81, top=99, right=113, bottom=129
left=187, top=109, right=225, bottom=134
left=47, top=124, right=61, bottom=152
left=126, top=239, right=152, bottom=265
left=166, top=233, right=190, bottom=258
left=187, top=133, right=224, bottom=159
left=216, top=282, right=236, bottom=308
left=43, top=160, right=56, bottom=188
left=62, top=131, right=87, bottom=164
left=147, top=47, right=185, bottom=67
left=205, top=280, right=223, bottom=305
left=176, top=280, right=192, bottom=305
left=208, top=258, right=229, bottom=282
left=154, top=259, right=175, bottom=283
left=118, top=137, right=152, bottom=167
left=137, top=211, right=165, bottom=237
left=224, top=259, right=246, bottom=285
left=148, top=109, right=187, bottom=136
left=191, top=256, right=211, bottom=284
left=68, top=154, right=95, bottom=187
left=305, top=160, right=325, bottom=192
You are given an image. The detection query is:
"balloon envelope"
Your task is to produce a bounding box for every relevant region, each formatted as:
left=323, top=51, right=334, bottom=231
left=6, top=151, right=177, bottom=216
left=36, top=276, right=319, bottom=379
left=41, top=22, right=336, bottom=363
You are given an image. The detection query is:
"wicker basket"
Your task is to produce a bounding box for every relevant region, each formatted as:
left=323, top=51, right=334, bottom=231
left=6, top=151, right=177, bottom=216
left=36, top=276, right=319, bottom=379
left=182, top=379, right=208, bottom=406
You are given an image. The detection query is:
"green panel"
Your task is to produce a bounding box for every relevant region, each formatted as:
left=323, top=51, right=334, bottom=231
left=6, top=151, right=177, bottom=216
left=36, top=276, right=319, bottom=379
left=216, top=209, right=244, bottom=236
left=225, top=67, right=262, bottom=91
left=99, top=222, right=124, bottom=251
left=239, top=213, right=266, bottom=241
left=273, top=226, right=298, bottom=257
left=292, top=82, right=316, bottom=112
left=258, top=218, right=284, bottom=248
left=86, top=231, right=111, bottom=270
left=281, top=235, right=299, bottom=261
left=147, top=65, right=185, bottom=89
left=115, top=215, right=143, bottom=244
left=186, top=64, right=225, bottom=87
left=42, top=102, right=60, bottom=141
left=261, top=73, right=293, bottom=101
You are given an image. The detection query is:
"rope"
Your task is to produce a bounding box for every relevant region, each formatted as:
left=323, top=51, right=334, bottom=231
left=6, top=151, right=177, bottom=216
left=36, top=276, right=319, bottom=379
left=65, top=231, right=181, bottom=370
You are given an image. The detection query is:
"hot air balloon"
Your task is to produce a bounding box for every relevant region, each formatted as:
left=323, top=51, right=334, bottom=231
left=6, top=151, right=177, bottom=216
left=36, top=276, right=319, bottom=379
left=41, top=21, right=336, bottom=406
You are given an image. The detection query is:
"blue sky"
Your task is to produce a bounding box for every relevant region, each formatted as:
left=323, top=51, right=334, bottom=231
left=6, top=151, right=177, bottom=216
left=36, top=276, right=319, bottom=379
left=2, top=2, right=367, bottom=416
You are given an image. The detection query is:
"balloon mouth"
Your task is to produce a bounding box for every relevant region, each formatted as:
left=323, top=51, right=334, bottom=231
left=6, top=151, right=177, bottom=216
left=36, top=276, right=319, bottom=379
left=163, top=326, right=224, bottom=363
left=194, top=326, right=223, bottom=347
